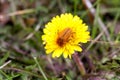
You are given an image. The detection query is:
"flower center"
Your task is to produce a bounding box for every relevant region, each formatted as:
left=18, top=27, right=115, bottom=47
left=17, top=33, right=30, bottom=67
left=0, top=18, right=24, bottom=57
left=56, top=28, right=74, bottom=47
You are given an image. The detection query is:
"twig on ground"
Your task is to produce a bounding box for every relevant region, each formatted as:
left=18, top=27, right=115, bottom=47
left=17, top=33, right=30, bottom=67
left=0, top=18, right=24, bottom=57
left=1, top=40, right=29, bottom=56
left=82, top=0, right=111, bottom=43
left=109, top=47, right=120, bottom=59
left=7, top=9, right=34, bottom=17
left=0, top=60, right=11, bottom=69
left=24, top=22, right=41, bottom=40
left=72, top=52, right=86, bottom=76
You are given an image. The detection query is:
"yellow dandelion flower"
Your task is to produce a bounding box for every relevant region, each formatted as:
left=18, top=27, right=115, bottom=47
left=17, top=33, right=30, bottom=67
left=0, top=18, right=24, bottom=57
left=42, top=13, right=90, bottom=58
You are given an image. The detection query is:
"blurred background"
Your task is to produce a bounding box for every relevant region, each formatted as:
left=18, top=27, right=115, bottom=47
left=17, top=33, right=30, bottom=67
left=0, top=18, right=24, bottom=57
left=0, top=0, right=120, bottom=80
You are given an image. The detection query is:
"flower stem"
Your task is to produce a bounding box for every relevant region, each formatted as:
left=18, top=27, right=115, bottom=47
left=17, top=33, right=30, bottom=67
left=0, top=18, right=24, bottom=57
left=72, top=52, right=86, bottom=76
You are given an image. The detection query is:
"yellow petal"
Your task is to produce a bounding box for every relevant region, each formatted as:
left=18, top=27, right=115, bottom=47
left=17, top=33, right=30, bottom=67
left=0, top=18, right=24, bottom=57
left=63, top=50, right=69, bottom=58
left=74, top=46, right=82, bottom=52
left=52, top=48, right=63, bottom=58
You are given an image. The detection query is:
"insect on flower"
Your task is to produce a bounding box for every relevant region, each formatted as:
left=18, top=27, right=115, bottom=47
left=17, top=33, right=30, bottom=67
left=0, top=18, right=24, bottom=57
left=56, top=28, right=74, bottom=47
